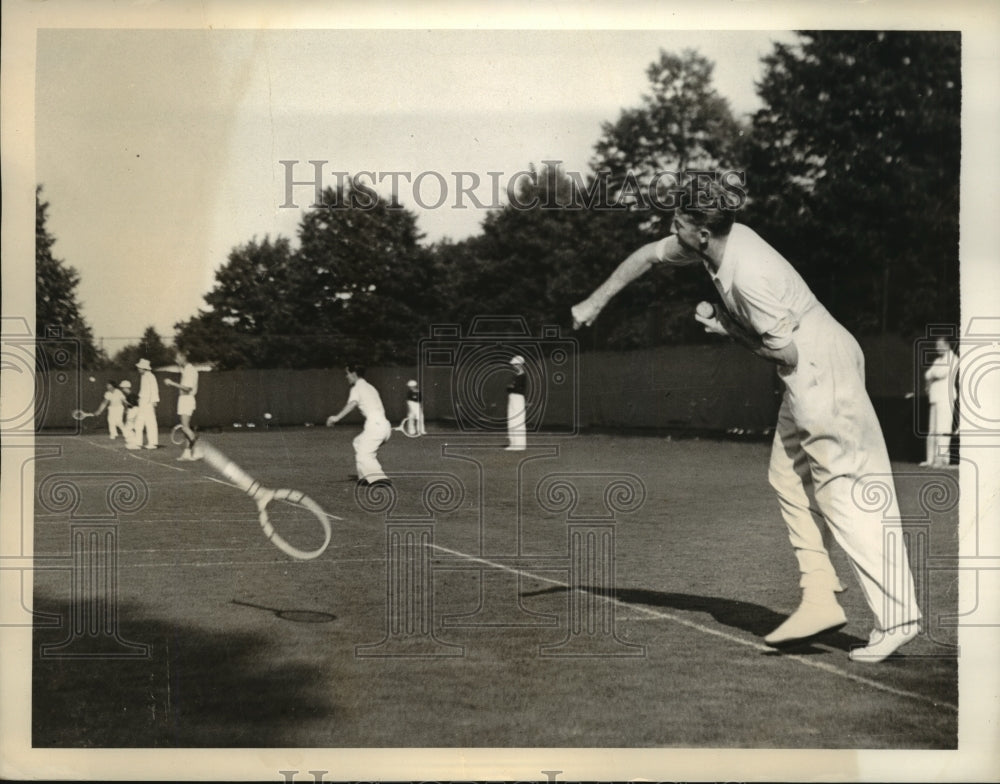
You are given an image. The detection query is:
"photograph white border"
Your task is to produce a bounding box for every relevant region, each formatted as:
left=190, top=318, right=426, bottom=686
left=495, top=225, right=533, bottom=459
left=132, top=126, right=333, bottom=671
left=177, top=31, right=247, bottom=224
left=3, top=1, right=998, bottom=781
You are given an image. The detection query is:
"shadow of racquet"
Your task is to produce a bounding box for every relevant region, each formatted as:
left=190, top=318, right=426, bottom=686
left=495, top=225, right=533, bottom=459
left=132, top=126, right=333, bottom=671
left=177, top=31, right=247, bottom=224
left=231, top=599, right=337, bottom=623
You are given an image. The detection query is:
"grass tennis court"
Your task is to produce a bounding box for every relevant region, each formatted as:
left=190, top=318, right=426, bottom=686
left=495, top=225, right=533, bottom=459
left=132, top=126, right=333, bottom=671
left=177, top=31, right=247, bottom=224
left=32, top=425, right=958, bottom=748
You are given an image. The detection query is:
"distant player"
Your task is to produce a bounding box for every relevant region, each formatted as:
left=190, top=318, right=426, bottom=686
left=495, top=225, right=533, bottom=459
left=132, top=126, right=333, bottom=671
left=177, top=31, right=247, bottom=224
left=120, top=379, right=142, bottom=450
left=920, top=337, right=958, bottom=468
left=571, top=183, right=921, bottom=663
left=163, top=350, right=201, bottom=461
left=134, top=358, right=160, bottom=449
left=403, top=379, right=426, bottom=436
left=326, top=365, right=392, bottom=487
left=91, top=380, right=127, bottom=439
left=505, top=355, right=527, bottom=451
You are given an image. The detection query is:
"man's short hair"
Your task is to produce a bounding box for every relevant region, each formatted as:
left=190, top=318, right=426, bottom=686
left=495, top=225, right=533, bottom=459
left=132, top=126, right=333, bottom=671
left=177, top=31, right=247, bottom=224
left=677, top=179, right=738, bottom=236
left=346, top=364, right=366, bottom=377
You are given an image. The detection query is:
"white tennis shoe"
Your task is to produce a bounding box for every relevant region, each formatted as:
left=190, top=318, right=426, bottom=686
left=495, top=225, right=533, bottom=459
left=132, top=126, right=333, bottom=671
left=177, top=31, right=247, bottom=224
left=764, top=591, right=847, bottom=645
left=849, top=622, right=920, bottom=663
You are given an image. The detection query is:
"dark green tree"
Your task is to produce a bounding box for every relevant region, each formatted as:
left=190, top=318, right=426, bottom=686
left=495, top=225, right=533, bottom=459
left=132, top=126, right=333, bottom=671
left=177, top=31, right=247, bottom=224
left=174, top=236, right=298, bottom=368
left=591, top=48, right=746, bottom=236
left=744, top=31, right=960, bottom=336
left=292, top=181, right=434, bottom=366
left=112, top=326, right=175, bottom=370
left=35, top=186, right=106, bottom=368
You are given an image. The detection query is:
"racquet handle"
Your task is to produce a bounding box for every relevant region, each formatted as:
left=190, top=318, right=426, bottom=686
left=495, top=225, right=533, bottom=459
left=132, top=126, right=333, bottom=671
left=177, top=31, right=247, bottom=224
left=196, top=441, right=264, bottom=499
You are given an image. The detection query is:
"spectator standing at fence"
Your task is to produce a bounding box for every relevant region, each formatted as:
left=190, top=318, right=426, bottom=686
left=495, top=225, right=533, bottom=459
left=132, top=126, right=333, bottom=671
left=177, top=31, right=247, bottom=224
left=134, top=358, right=160, bottom=449
left=571, top=186, right=921, bottom=663
left=326, top=365, right=392, bottom=487
left=921, top=336, right=958, bottom=468
left=505, top=355, right=528, bottom=451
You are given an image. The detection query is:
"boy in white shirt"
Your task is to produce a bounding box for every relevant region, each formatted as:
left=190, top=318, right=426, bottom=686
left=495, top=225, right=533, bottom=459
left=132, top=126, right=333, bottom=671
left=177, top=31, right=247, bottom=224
left=326, top=365, right=392, bottom=486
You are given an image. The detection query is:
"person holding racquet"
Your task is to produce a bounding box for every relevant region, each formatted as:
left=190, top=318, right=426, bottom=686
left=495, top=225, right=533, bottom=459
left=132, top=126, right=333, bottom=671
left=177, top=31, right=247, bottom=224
left=163, top=350, right=201, bottom=461
left=326, top=365, right=392, bottom=487
left=402, top=379, right=426, bottom=436
left=571, top=181, right=921, bottom=663
left=120, top=379, right=143, bottom=449
left=90, top=380, right=128, bottom=439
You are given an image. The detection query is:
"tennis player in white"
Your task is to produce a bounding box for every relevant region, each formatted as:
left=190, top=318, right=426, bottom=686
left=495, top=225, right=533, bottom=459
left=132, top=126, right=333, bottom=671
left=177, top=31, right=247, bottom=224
left=506, top=355, right=528, bottom=451
left=921, top=337, right=958, bottom=468
left=572, top=189, right=921, bottom=663
left=404, top=379, right=426, bottom=436
left=326, top=365, right=392, bottom=486
left=164, top=350, right=201, bottom=461
left=134, top=358, right=160, bottom=449
left=92, top=380, right=127, bottom=439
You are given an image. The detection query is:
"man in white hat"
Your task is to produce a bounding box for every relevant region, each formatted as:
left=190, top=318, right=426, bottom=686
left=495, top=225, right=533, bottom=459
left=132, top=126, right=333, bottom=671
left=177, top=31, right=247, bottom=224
left=506, top=355, right=527, bottom=451
left=134, top=358, right=160, bottom=449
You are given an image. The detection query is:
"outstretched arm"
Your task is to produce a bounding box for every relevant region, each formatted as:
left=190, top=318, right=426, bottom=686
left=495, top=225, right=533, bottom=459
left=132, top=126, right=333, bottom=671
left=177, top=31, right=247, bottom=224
left=326, top=399, right=358, bottom=426
left=571, top=241, right=662, bottom=329
left=571, top=236, right=701, bottom=329
left=164, top=378, right=194, bottom=394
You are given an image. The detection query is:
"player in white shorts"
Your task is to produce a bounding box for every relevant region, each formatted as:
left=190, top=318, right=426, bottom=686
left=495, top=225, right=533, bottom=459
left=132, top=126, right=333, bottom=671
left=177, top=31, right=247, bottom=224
left=326, top=365, right=392, bottom=486
left=571, top=186, right=921, bottom=663
left=164, top=350, right=201, bottom=461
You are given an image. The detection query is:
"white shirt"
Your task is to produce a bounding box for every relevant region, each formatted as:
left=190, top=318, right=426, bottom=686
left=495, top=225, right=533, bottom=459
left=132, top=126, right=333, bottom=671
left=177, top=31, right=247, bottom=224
left=348, top=378, right=387, bottom=422
left=925, top=350, right=956, bottom=406
left=179, top=363, right=199, bottom=398
left=108, top=388, right=126, bottom=408
left=656, top=223, right=818, bottom=351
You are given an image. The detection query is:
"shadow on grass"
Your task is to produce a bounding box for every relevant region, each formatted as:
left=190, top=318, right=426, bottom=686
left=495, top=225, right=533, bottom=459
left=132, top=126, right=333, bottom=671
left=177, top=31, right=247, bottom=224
left=523, top=585, right=868, bottom=654
left=32, top=590, right=336, bottom=748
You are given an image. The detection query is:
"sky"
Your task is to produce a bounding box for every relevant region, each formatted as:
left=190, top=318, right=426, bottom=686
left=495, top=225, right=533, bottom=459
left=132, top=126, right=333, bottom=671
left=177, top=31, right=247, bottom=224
left=34, top=27, right=798, bottom=354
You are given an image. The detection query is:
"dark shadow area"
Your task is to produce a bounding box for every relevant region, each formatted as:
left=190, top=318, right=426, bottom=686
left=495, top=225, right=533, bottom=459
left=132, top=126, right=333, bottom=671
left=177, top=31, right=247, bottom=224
left=32, top=590, right=338, bottom=747
left=522, top=585, right=868, bottom=653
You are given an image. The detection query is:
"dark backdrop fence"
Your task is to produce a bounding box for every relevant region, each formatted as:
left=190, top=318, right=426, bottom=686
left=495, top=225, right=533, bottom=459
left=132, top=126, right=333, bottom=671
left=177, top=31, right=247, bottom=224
left=35, top=335, right=924, bottom=460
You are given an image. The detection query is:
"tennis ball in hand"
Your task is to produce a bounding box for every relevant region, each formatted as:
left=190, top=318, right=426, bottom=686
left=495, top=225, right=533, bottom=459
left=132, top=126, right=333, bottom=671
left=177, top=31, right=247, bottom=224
left=696, top=301, right=715, bottom=319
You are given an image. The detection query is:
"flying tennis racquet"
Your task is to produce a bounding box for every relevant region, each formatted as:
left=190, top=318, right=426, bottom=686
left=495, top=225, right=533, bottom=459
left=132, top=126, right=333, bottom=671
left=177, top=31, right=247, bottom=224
left=71, top=409, right=95, bottom=421
left=171, top=423, right=188, bottom=445
left=194, top=439, right=332, bottom=561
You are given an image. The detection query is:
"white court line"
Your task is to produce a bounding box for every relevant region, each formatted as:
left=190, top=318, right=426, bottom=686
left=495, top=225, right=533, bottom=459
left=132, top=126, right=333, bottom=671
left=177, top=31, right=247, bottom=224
left=78, top=436, right=344, bottom=522
left=111, top=557, right=382, bottom=569
left=430, top=543, right=958, bottom=713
